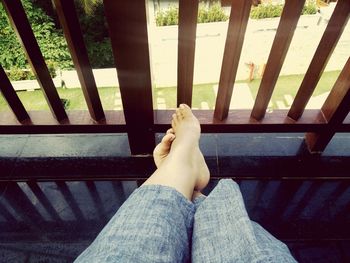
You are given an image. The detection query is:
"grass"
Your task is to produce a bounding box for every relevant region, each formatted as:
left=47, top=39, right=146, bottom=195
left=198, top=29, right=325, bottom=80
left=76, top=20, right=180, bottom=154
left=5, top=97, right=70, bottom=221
left=0, top=87, right=121, bottom=111
left=247, top=70, right=340, bottom=109
left=0, top=71, right=341, bottom=112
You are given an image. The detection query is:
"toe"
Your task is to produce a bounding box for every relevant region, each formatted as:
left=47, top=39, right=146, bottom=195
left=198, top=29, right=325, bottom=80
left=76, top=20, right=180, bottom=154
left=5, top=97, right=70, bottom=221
left=161, top=133, right=175, bottom=144
left=166, top=128, right=174, bottom=135
left=175, top=108, right=183, bottom=119
left=179, top=104, right=192, bottom=117
left=171, top=118, right=177, bottom=131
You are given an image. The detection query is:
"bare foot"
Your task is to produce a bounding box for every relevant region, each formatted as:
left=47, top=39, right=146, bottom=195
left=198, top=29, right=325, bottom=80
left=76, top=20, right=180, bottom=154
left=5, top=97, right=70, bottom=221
left=169, top=104, right=210, bottom=191
left=143, top=104, right=209, bottom=199
left=154, top=130, right=208, bottom=200
left=153, top=128, right=175, bottom=168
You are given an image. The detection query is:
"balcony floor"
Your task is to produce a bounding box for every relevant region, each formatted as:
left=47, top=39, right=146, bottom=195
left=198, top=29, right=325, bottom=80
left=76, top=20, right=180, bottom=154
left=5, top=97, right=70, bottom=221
left=0, top=133, right=349, bottom=262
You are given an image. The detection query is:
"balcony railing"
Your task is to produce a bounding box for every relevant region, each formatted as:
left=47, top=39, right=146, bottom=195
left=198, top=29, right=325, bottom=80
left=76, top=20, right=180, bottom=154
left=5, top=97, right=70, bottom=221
left=0, top=1, right=350, bottom=259
left=0, top=0, right=349, bottom=156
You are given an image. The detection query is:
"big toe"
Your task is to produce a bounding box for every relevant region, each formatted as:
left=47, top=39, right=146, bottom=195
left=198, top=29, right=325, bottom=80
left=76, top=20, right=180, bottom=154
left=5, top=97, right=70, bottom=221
left=179, top=104, right=193, bottom=118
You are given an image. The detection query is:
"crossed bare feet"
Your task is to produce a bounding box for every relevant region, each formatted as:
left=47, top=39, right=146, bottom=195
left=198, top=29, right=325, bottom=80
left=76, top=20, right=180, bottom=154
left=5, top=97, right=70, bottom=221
left=150, top=104, right=210, bottom=200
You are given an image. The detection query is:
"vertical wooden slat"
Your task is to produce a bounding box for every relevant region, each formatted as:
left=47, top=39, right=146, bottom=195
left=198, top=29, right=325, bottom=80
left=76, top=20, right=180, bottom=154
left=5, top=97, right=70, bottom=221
left=287, top=182, right=322, bottom=220
left=288, top=0, right=350, bottom=120
left=53, top=0, right=105, bottom=121
left=305, top=57, right=350, bottom=153
left=2, top=183, right=44, bottom=224
left=214, top=0, right=252, bottom=120
left=177, top=0, right=199, bottom=107
left=0, top=202, right=17, bottom=223
left=103, top=0, right=155, bottom=154
left=55, top=181, right=85, bottom=221
left=85, top=181, right=106, bottom=221
left=27, top=182, right=62, bottom=222
left=250, top=181, right=269, bottom=220
left=267, top=180, right=303, bottom=221
left=251, top=0, right=305, bottom=120
left=2, top=0, right=67, bottom=121
left=0, top=65, right=29, bottom=122
left=313, top=182, right=348, bottom=219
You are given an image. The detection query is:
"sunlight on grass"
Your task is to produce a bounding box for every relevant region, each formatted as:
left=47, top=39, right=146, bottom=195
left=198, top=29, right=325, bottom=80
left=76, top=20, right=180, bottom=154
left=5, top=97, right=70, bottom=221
left=0, top=71, right=341, bottom=112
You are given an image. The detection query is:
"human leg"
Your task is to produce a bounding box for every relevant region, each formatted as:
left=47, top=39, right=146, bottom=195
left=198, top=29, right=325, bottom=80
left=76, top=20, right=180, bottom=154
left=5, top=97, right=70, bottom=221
left=191, top=179, right=297, bottom=263
left=75, top=105, right=209, bottom=263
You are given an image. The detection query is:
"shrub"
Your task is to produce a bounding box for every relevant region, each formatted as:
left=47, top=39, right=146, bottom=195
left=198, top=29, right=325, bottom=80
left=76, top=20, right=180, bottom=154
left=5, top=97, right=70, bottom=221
left=250, top=4, right=283, bottom=19
left=6, top=60, right=56, bottom=81
left=250, top=1, right=317, bottom=19
left=198, top=3, right=228, bottom=23
left=302, top=2, right=318, bottom=15
left=155, top=3, right=228, bottom=26
left=156, top=6, right=178, bottom=26
left=6, top=67, right=35, bottom=81
left=60, top=98, right=70, bottom=109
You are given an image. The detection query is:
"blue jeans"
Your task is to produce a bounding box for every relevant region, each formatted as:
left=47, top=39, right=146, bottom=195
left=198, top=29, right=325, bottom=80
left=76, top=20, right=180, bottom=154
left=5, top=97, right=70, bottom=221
left=75, top=179, right=297, bottom=262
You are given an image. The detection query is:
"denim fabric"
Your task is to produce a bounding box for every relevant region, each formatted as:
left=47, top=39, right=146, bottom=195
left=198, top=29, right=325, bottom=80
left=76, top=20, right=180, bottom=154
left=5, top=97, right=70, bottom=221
left=75, top=180, right=297, bottom=263
left=192, top=179, right=297, bottom=263
left=75, top=185, right=195, bottom=263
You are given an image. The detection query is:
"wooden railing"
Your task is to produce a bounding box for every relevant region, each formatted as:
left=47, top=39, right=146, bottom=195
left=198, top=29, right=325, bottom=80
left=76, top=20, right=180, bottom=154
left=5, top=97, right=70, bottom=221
left=0, top=0, right=349, bottom=155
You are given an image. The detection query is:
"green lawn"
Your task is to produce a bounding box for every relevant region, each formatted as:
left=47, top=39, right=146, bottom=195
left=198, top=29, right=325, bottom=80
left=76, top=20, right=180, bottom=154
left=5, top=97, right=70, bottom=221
left=247, top=70, right=340, bottom=109
left=0, top=71, right=340, bottom=112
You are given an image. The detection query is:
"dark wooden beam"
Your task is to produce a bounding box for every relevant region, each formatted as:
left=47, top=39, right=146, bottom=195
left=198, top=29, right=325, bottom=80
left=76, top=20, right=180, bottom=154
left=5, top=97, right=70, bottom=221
left=103, top=0, right=155, bottom=155
left=1, top=0, right=67, bottom=122
left=251, top=0, right=305, bottom=120
left=53, top=0, right=105, bottom=122
left=305, top=57, right=350, bottom=153
left=0, top=65, right=29, bottom=122
left=0, top=110, right=125, bottom=133
left=288, top=0, right=350, bottom=120
left=214, top=0, right=251, bottom=120
left=155, top=109, right=332, bottom=133
left=177, top=0, right=199, bottom=107
left=0, top=109, right=350, bottom=134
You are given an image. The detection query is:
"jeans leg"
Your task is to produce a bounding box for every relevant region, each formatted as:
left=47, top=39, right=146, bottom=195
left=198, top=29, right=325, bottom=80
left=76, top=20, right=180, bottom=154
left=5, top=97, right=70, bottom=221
left=192, top=179, right=297, bottom=263
left=75, top=185, right=195, bottom=263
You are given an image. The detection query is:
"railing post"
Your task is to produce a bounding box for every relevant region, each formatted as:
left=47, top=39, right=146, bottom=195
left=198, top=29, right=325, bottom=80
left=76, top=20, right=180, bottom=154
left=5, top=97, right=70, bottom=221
left=251, top=0, right=305, bottom=120
left=305, top=57, right=350, bottom=153
left=53, top=0, right=105, bottom=122
left=0, top=65, right=30, bottom=122
left=177, top=0, right=199, bottom=107
left=288, top=0, right=350, bottom=120
left=103, top=0, right=155, bottom=155
left=214, top=0, right=252, bottom=120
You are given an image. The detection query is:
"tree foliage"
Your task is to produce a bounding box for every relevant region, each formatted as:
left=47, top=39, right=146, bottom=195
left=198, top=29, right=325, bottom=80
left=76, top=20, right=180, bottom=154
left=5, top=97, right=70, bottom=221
left=0, top=0, right=73, bottom=72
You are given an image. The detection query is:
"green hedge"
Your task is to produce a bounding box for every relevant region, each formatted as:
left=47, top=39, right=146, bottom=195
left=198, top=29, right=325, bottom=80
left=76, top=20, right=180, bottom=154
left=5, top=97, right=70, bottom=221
left=250, top=2, right=318, bottom=19
left=5, top=60, right=57, bottom=81
left=156, top=3, right=228, bottom=26
left=156, top=2, right=318, bottom=26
